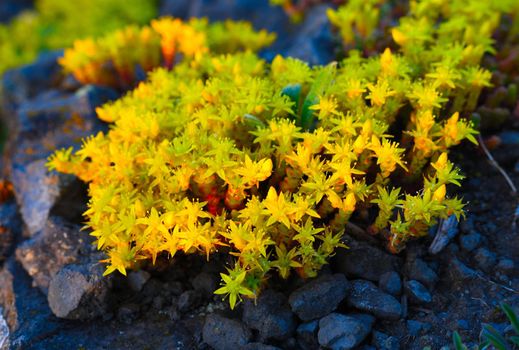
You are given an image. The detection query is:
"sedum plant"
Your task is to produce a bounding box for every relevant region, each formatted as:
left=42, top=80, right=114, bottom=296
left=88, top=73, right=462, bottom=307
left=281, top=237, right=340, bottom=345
left=59, top=18, right=276, bottom=90
left=48, top=11, right=478, bottom=305
left=326, top=0, right=384, bottom=49
left=0, top=0, right=157, bottom=75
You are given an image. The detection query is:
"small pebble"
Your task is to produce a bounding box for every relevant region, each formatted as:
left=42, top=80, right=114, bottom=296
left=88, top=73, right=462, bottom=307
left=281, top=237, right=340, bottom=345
left=405, top=280, right=432, bottom=305
left=459, top=232, right=482, bottom=252
left=379, top=271, right=402, bottom=296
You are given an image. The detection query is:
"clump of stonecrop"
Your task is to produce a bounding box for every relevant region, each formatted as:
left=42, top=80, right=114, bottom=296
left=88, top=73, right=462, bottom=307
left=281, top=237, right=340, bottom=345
left=59, top=17, right=275, bottom=90
left=48, top=44, right=474, bottom=309
left=0, top=0, right=157, bottom=75
left=47, top=0, right=514, bottom=307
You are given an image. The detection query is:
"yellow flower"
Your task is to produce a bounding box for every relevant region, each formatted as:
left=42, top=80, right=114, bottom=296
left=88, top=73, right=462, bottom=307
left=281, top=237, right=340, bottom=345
left=366, top=80, right=396, bottom=107
left=432, top=184, right=446, bottom=202
left=234, top=155, right=273, bottom=188
left=432, top=152, right=448, bottom=171
left=380, top=48, right=396, bottom=76
left=391, top=28, right=407, bottom=46
left=309, top=96, right=339, bottom=119
left=370, top=136, right=407, bottom=177
left=346, top=79, right=366, bottom=99
left=262, top=187, right=293, bottom=228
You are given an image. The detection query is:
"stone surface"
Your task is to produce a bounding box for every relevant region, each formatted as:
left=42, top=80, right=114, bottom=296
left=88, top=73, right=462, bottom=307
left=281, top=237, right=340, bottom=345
left=459, top=232, right=482, bottom=252
left=9, top=85, right=116, bottom=235
left=0, top=0, right=32, bottom=22
left=191, top=271, right=218, bottom=297
left=15, top=216, right=97, bottom=293
left=243, top=289, right=296, bottom=341
left=15, top=216, right=112, bottom=320
left=448, top=258, right=478, bottom=281
left=127, top=270, right=151, bottom=292
left=116, top=303, right=140, bottom=325
left=372, top=331, right=399, bottom=350
left=178, top=290, right=202, bottom=313
left=405, top=258, right=438, bottom=289
left=242, top=343, right=282, bottom=350
left=289, top=273, right=349, bottom=321
left=202, top=314, right=252, bottom=350
left=0, top=199, right=22, bottom=263
left=334, top=240, right=401, bottom=282
left=378, top=271, right=402, bottom=296
left=296, top=320, right=319, bottom=350
left=159, top=0, right=191, bottom=18
left=318, top=313, right=375, bottom=350
left=1, top=51, right=63, bottom=113
left=474, top=248, right=497, bottom=272
left=0, top=257, right=63, bottom=348
left=0, top=312, right=8, bottom=350
left=496, top=258, right=515, bottom=275
left=47, top=263, right=111, bottom=320
left=407, top=320, right=432, bottom=337
left=404, top=280, right=432, bottom=305
left=347, top=280, right=402, bottom=320
left=283, top=5, right=336, bottom=65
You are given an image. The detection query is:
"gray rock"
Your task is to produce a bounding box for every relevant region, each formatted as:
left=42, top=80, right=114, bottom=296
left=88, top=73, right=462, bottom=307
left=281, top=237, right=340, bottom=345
left=334, top=241, right=401, bottom=282
left=372, top=331, right=399, bottom=350
left=0, top=200, right=22, bottom=263
left=348, top=280, right=402, bottom=320
left=428, top=215, right=459, bottom=254
left=243, top=289, right=296, bottom=340
left=152, top=296, right=165, bottom=310
left=448, top=258, right=478, bottom=280
left=459, top=232, right=482, bottom=252
left=457, top=319, right=470, bottom=330
left=0, top=0, right=32, bottom=22
left=203, top=314, right=252, bottom=350
left=116, top=303, right=140, bottom=325
left=496, top=258, right=515, bottom=274
left=15, top=216, right=98, bottom=293
left=499, top=130, right=519, bottom=145
left=159, top=0, right=191, bottom=18
left=178, top=290, right=202, bottom=313
left=404, top=280, right=432, bottom=305
left=11, top=159, right=62, bottom=235
left=127, top=270, right=151, bottom=292
left=1, top=51, right=63, bottom=111
left=0, top=258, right=62, bottom=347
left=289, top=274, right=349, bottom=321
left=7, top=84, right=116, bottom=236
left=157, top=322, right=196, bottom=350
left=405, top=258, right=438, bottom=289
left=241, top=343, right=282, bottom=350
left=459, top=216, right=475, bottom=234
left=141, top=278, right=163, bottom=300
left=284, top=5, right=336, bottom=65
left=474, top=248, right=497, bottom=272
left=318, top=313, right=375, bottom=350
left=407, top=320, right=431, bottom=336
left=191, top=271, right=218, bottom=297
left=296, top=320, right=319, bottom=350
left=378, top=271, right=402, bottom=296
left=0, top=312, right=8, bottom=350
left=47, top=263, right=111, bottom=319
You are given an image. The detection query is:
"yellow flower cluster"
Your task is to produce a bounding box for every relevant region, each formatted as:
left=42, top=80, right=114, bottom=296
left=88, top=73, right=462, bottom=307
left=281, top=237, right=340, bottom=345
left=47, top=0, right=516, bottom=307
left=59, top=17, right=275, bottom=89
left=49, top=44, right=473, bottom=307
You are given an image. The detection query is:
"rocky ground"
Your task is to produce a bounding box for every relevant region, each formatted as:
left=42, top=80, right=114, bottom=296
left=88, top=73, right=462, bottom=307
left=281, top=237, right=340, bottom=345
left=0, top=1, right=518, bottom=350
